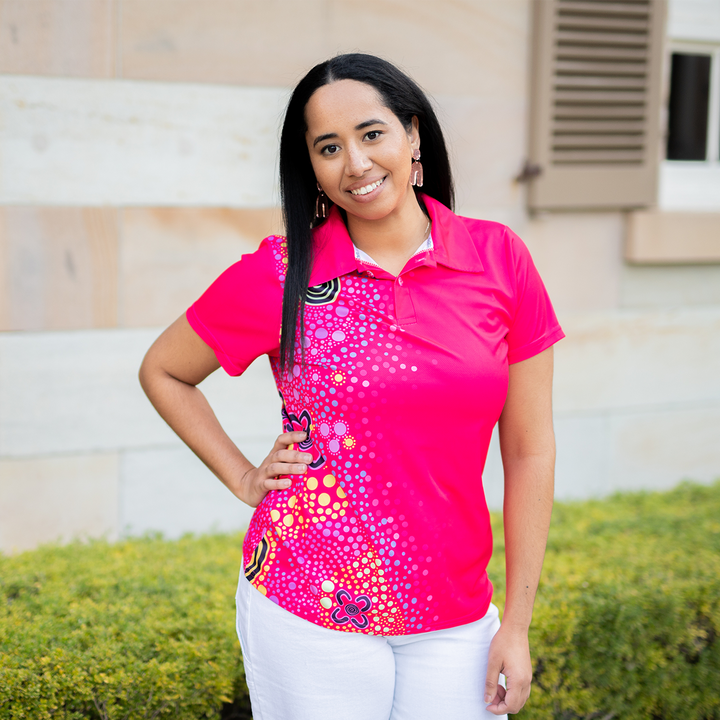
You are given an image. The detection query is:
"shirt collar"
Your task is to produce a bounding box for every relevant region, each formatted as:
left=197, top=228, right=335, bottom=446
left=308, top=193, right=484, bottom=287
left=353, top=234, right=434, bottom=267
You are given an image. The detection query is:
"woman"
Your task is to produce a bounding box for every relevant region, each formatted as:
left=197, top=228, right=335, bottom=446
left=140, top=53, right=563, bottom=720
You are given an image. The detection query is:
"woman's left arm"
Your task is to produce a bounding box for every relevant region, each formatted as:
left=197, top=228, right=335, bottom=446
left=485, top=346, right=556, bottom=715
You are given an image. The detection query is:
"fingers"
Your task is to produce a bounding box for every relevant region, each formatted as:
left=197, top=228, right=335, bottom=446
left=487, top=677, right=531, bottom=715
left=485, top=685, right=507, bottom=715
left=484, top=652, right=504, bottom=714
left=485, top=664, right=532, bottom=715
left=243, top=431, right=315, bottom=505
left=272, top=430, right=308, bottom=451
left=263, top=432, right=312, bottom=486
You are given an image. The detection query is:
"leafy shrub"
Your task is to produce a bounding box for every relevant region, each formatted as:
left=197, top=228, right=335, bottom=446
left=1, top=481, right=719, bottom=719
left=487, top=480, right=720, bottom=719
left=0, top=534, right=249, bottom=719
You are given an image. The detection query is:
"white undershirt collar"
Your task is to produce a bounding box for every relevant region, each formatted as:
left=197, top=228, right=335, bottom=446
left=353, top=235, right=434, bottom=268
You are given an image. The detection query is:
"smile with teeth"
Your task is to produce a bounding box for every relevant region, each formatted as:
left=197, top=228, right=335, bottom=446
left=350, top=177, right=386, bottom=196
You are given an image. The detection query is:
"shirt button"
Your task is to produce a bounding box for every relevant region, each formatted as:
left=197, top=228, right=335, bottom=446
left=398, top=277, right=404, bottom=286
left=367, top=271, right=374, bottom=278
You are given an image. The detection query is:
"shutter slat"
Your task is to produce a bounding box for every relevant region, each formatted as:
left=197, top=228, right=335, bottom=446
left=556, top=16, right=650, bottom=32
left=555, top=46, right=650, bottom=60
left=554, top=76, right=648, bottom=89
left=553, top=105, right=647, bottom=119
left=528, top=0, right=666, bottom=208
left=554, top=119, right=646, bottom=132
left=553, top=135, right=645, bottom=147
left=555, top=60, right=647, bottom=75
left=552, top=150, right=646, bottom=162
left=556, top=30, right=649, bottom=46
left=554, top=89, right=647, bottom=103
left=557, top=1, right=651, bottom=16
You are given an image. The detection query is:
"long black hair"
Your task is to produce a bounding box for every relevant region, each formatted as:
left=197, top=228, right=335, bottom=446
left=278, top=53, right=454, bottom=372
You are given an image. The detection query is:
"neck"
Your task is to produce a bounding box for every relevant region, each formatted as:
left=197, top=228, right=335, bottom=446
left=345, top=190, right=430, bottom=276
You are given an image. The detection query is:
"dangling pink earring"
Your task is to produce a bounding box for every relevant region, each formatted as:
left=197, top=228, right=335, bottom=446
left=410, top=149, right=424, bottom=188
left=315, top=182, right=329, bottom=220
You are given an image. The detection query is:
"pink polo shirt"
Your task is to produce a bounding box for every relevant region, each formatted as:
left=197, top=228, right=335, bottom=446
left=187, top=195, right=564, bottom=636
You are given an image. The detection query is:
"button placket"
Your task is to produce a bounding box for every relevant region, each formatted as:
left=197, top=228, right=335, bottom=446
left=394, top=274, right=416, bottom=325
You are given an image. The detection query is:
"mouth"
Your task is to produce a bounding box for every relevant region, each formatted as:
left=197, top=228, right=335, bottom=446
left=349, top=177, right=386, bottom=196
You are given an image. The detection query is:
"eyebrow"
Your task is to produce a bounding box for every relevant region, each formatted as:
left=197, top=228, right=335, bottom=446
left=312, top=118, right=389, bottom=147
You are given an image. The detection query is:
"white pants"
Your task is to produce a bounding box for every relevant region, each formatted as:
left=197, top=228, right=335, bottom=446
left=235, top=569, right=507, bottom=720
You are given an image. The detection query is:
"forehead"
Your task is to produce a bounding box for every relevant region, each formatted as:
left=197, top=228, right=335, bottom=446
left=304, top=79, right=395, bottom=132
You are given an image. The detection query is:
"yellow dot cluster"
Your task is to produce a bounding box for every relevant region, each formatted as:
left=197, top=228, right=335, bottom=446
left=315, top=543, right=406, bottom=636
left=249, top=529, right=279, bottom=595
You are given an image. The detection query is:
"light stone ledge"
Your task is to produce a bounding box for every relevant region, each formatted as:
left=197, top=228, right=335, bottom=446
left=484, top=403, right=720, bottom=511
left=0, top=451, right=119, bottom=554
left=0, top=75, right=287, bottom=207
left=553, top=306, right=720, bottom=413
left=0, top=327, right=281, bottom=457
left=555, top=404, right=720, bottom=499
left=118, top=441, right=265, bottom=540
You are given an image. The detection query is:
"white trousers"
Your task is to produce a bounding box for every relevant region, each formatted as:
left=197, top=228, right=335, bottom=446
left=235, top=569, right=507, bottom=720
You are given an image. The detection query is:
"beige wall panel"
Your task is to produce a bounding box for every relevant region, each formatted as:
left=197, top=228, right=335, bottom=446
left=0, top=76, right=285, bottom=206
left=119, top=0, right=530, bottom=97
left=439, top=95, right=527, bottom=223
left=520, top=212, right=623, bottom=314
left=621, top=264, right=720, bottom=308
left=553, top=414, right=610, bottom=500
left=626, top=211, right=720, bottom=264
left=554, top=308, right=720, bottom=414
left=0, top=207, right=118, bottom=331
left=0, top=0, right=115, bottom=77
left=119, top=207, right=279, bottom=328
left=0, top=452, right=119, bottom=553
left=608, top=406, right=720, bottom=491
left=659, top=164, right=720, bottom=212
left=325, top=0, right=530, bottom=97
left=120, top=444, right=257, bottom=538
left=0, top=328, right=280, bottom=458
left=668, top=0, right=720, bottom=42
left=120, top=0, right=328, bottom=87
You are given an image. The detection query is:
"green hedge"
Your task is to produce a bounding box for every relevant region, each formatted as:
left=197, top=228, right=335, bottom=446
left=1, top=481, right=719, bottom=719
left=487, top=480, right=720, bottom=719
left=0, top=534, right=249, bottom=720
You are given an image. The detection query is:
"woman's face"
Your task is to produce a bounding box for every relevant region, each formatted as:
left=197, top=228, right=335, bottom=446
left=304, top=79, right=419, bottom=222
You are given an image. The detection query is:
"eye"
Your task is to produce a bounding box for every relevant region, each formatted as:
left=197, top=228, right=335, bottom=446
left=321, top=144, right=340, bottom=156
left=365, top=130, right=382, bottom=141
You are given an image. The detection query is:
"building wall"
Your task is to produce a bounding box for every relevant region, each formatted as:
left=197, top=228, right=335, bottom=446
left=1, top=0, right=718, bottom=552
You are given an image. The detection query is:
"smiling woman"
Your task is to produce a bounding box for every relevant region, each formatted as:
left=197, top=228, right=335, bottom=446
left=304, top=80, right=426, bottom=268
left=139, top=53, right=564, bottom=720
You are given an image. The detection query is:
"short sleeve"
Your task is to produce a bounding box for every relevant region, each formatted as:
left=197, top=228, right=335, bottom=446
left=504, top=229, right=565, bottom=364
left=186, top=237, right=284, bottom=376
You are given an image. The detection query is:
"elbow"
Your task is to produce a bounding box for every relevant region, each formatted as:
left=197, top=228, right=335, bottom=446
left=138, top=353, right=152, bottom=396
left=138, top=347, right=163, bottom=398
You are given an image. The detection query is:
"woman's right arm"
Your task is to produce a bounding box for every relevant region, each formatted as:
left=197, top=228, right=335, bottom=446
left=138, top=314, right=311, bottom=508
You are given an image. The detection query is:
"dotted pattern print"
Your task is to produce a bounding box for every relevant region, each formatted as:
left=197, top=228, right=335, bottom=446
left=242, top=235, right=440, bottom=636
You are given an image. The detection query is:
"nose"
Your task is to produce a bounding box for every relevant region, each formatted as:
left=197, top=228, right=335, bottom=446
left=345, top=143, right=373, bottom=177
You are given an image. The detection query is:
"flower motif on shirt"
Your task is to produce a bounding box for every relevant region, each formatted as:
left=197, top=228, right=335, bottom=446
left=280, top=396, right=326, bottom=470
left=306, top=278, right=341, bottom=306
left=330, top=589, right=372, bottom=630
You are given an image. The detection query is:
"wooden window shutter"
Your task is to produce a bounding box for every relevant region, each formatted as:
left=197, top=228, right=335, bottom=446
left=527, top=0, right=667, bottom=210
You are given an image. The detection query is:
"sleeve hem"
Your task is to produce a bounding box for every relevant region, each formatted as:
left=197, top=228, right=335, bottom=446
left=507, top=326, right=565, bottom=365
left=186, top=306, right=246, bottom=377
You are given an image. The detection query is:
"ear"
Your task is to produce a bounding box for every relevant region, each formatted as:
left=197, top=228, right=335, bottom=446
left=408, top=116, right=421, bottom=150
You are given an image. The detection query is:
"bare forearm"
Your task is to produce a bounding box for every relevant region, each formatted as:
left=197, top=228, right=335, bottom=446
left=501, top=452, right=554, bottom=630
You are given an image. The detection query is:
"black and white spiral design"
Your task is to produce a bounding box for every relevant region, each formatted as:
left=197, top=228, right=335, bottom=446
left=306, top=278, right=341, bottom=306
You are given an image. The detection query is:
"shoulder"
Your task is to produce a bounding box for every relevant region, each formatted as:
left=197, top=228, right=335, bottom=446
left=192, top=234, right=287, bottom=318
left=453, top=213, right=533, bottom=275
left=247, top=234, right=289, bottom=280
left=456, top=215, right=522, bottom=251
left=216, top=234, right=288, bottom=288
